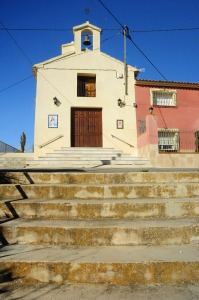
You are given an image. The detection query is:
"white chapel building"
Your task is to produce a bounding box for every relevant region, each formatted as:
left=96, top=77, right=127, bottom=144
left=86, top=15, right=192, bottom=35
left=33, top=21, right=138, bottom=159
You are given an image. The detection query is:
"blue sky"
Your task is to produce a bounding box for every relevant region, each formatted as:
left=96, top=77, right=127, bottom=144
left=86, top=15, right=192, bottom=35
left=1, top=0, right=199, bottom=151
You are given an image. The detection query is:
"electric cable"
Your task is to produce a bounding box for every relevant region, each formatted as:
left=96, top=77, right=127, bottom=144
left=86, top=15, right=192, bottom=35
left=0, top=27, right=71, bottom=31
left=0, top=75, right=33, bottom=93
left=130, top=27, right=199, bottom=33
left=1, top=25, right=199, bottom=33
left=0, top=27, right=120, bottom=93
left=97, top=0, right=123, bottom=28
left=1, top=18, right=128, bottom=150
left=0, top=27, right=120, bottom=32
left=97, top=0, right=167, bottom=80
left=0, top=20, right=33, bottom=65
left=127, top=35, right=167, bottom=80
left=35, top=31, right=121, bottom=67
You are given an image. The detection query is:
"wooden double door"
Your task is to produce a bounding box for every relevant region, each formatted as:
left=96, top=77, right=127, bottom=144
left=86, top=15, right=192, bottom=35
left=71, top=108, right=102, bottom=147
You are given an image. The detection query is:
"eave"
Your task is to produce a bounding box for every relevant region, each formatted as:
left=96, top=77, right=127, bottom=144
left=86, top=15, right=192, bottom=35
left=32, top=51, right=75, bottom=79
left=136, top=79, right=199, bottom=90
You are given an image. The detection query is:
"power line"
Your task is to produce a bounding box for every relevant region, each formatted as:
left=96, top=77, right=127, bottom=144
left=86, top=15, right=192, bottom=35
left=1, top=16, right=122, bottom=110
left=0, top=19, right=72, bottom=104
left=131, top=27, right=199, bottom=33
left=0, top=27, right=119, bottom=32
left=97, top=0, right=123, bottom=28
left=101, top=31, right=121, bottom=43
left=97, top=0, right=167, bottom=80
left=0, top=27, right=71, bottom=31
left=35, top=32, right=121, bottom=67
left=1, top=28, right=120, bottom=94
left=0, top=75, right=33, bottom=93
left=0, top=19, right=72, bottom=107
left=0, top=10, right=166, bottom=94
left=128, top=36, right=167, bottom=80
left=0, top=20, right=33, bottom=65
left=1, top=26, right=199, bottom=32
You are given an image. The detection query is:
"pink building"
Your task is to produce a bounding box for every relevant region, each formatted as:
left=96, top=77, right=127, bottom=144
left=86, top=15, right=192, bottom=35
left=135, top=79, right=199, bottom=167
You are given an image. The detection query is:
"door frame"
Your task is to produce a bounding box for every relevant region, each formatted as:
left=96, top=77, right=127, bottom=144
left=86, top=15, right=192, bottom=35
left=71, top=107, right=102, bottom=147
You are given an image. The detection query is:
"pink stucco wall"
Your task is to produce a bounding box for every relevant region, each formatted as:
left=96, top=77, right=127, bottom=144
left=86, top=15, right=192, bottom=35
left=137, top=115, right=158, bottom=148
left=135, top=84, right=199, bottom=131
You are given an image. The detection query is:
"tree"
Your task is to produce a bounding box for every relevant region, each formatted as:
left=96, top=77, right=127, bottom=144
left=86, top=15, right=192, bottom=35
left=20, top=132, right=26, bottom=153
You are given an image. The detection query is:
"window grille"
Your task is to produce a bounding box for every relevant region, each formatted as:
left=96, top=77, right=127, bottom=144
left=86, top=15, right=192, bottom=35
left=77, top=75, right=96, bottom=97
left=158, top=129, right=179, bottom=152
left=151, top=89, right=176, bottom=106
left=138, top=119, right=146, bottom=135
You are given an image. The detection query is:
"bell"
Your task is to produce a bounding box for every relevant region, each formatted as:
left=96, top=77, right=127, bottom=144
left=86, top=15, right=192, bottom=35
left=83, top=35, right=91, bottom=46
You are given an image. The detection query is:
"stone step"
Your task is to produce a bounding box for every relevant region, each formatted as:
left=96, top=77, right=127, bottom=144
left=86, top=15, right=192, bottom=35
left=52, top=153, right=148, bottom=162
left=1, top=170, right=199, bottom=286
left=0, top=198, right=199, bottom=219
left=2, top=171, right=199, bottom=185
left=1, top=218, right=199, bottom=246
left=0, top=244, right=199, bottom=284
left=28, top=159, right=151, bottom=167
left=1, top=182, right=199, bottom=200
left=29, top=159, right=107, bottom=165
left=45, top=153, right=138, bottom=160
left=49, top=152, right=123, bottom=157
left=29, top=147, right=151, bottom=167
left=38, top=156, right=142, bottom=163
left=111, top=159, right=150, bottom=165
left=55, top=147, right=124, bottom=156
left=44, top=155, right=118, bottom=160
left=60, top=146, right=121, bottom=151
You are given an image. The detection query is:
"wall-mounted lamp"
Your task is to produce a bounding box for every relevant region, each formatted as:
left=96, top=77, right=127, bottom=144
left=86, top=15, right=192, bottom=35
left=149, top=107, right=154, bottom=114
left=53, top=97, right=61, bottom=106
left=117, top=98, right=126, bottom=108
left=133, top=103, right=137, bottom=108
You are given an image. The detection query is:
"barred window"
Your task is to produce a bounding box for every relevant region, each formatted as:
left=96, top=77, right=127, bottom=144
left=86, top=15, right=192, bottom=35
left=77, top=75, right=96, bottom=97
left=151, top=89, right=176, bottom=106
left=158, top=129, right=179, bottom=152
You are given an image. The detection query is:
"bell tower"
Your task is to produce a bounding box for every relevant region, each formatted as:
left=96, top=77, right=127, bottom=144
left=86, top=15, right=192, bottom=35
left=73, top=21, right=102, bottom=54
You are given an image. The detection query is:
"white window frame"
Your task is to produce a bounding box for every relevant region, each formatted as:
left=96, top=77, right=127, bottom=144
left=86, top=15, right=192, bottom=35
left=150, top=89, right=177, bottom=106
left=158, top=128, right=179, bottom=152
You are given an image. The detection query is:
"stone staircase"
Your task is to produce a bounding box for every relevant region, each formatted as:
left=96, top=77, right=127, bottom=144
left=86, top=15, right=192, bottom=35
left=0, top=171, right=199, bottom=286
left=28, top=147, right=151, bottom=167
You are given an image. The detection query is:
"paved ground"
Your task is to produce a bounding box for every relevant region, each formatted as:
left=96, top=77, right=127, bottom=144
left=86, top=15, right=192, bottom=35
left=1, top=282, right=199, bottom=300
left=1, top=166, right=199, bottom=173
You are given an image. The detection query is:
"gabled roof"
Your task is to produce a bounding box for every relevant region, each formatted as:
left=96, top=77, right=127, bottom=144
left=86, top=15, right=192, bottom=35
left=32, top=51, right=75, bottom=78
left=73, top=21, right=101, bottom=33
left=136, top=79, right=199, bottom=89
left=32, top=50, right=138, bottom=78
